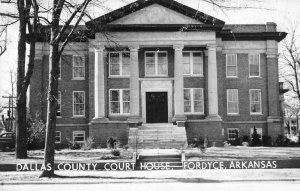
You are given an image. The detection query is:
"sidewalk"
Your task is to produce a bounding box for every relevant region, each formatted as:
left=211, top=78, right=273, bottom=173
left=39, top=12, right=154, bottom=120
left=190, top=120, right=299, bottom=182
left=1, top=168, right=300, bottom=184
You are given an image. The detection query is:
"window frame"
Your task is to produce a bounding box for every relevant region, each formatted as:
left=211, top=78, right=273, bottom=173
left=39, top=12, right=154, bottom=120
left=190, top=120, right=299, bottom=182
left=228, top=128, right=239, bottom=141
left=144, top=51, right=168, bottom=77
left=73, top=131, right=85, bottom=143
left=226, top=89, right=239, bottom=115
left=73, top=91, right=85, bottom=117
left=57, top=91, right=61, bottom=117
left=182, top=51, right=204, bottom=76
left=183, top=88, right=204, bottom=114
left=226, top=54, right=238, bottom=78
left=72, top=55, right=85, bottom=80
left=108, top=51, right=130, bottom=77
left=249, top=89, right=262, bottom=115
left=55, top=131, right=61, bottom=143
left=109, top=89, right=130, bottom=115
left=249, top=54, right=261, bottom=77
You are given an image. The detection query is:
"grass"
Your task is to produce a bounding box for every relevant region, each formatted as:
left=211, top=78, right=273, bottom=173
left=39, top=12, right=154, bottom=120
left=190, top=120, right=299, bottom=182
left=185, top=146, right=300, bottom=161
left=0, top=148, right=133, bottom=164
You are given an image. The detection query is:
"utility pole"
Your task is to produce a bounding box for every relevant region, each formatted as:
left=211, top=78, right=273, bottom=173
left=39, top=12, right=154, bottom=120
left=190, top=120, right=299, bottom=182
left=2, top=95, right=16, bottom=132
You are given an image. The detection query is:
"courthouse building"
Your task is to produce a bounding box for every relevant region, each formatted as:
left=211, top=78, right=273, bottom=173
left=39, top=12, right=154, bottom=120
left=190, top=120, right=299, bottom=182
left=30, top=0, right=287, bottom=147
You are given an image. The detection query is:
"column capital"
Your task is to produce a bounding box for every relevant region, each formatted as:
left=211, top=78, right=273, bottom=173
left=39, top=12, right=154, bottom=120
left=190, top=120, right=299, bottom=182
left=207, top=44, right=217, bottom=50
left=129, top=44, right=139, bottom=51
left=173, top=44, right=184, bottom=51
left=94, top=45, right=105, bottom=52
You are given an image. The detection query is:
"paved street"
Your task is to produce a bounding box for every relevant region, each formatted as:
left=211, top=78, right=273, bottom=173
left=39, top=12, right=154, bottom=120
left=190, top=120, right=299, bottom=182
left=2, top=182, right=300, bottom=191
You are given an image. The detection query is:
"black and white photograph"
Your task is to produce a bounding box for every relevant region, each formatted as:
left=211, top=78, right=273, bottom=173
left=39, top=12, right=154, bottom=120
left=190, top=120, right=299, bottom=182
left=0, top=0, right=300, bottom=190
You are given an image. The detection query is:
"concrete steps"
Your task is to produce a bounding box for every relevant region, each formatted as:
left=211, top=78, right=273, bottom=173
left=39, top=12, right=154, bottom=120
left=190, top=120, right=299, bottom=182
left=128, top=123, right=188, bottom=149
left=136, top=153, right=183, bottom=170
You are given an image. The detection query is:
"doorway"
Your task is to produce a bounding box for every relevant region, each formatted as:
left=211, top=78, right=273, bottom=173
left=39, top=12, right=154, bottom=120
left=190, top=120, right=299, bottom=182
left=146, top=92, right=168, bottom=123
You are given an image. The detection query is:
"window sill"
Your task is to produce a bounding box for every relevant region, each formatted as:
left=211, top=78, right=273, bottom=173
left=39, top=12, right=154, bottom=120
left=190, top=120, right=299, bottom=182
left=183, top=75, right=204, bottom=77
left=249, top=76, right=262, bottom=79
left=72, top=78, right=85, bottom=80
left=108, top=76, right=130, bottom=78
left=72, top=116, right=86, bottom=118
left=227, top=114, right=240, bottom=116
left=184, top=113, right=205, bottom=115
left=250, top=113, right=263, bottom=116
left=109, top=114, right=130, bottom=116
left=56, top=116, right=62, bottom=118
left=145, top=75, right=169, bottom=77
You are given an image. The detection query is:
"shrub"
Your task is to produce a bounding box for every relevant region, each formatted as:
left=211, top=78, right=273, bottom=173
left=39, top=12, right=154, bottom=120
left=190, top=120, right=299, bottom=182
left=111, top=149, right=120, bottom=156
left=262, top=136, right=272, bottom=146
left=81, top=137, right=94, bottom=150
left=106, top=137, right=119, bottom=149
left=275, top=135, right=290, bottom=147
left=66, top=138, right=81, bottom=150
left=26, top=118, right=46, bottom=150
left=251, top=127, right=261, bottom=146
left=242, top=135, right=250, bottom=142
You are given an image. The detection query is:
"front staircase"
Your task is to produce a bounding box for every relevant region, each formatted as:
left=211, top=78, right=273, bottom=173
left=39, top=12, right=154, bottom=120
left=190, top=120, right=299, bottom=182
left=128, top=123, right=188, bottom=149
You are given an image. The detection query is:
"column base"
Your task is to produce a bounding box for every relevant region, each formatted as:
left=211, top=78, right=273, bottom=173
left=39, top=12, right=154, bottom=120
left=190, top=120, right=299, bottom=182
left=91, top=117, right=108, bottom=123
left=127, top=116, right=142, bottom=127
left=172, top=115, right=187, bottom=127
left=205, top=114, right=222, bottom=121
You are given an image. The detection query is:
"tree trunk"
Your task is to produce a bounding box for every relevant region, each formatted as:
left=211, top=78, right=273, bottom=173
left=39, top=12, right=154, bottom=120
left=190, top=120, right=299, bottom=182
left=15, top=0, right=27, bottom=159
left=40, top=1, right=60, bottom=177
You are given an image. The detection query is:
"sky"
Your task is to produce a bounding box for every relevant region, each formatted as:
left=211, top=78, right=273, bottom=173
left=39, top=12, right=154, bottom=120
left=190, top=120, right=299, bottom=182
left=0, top=0, right=299, bottom=97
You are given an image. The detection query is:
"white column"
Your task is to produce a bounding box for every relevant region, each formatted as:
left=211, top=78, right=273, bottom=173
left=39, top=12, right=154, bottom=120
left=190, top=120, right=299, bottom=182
left=207, top=44, right=221, bottom=120
left=94, top=45, right=107, bottom=120
left=129, top=45, right=140, bottom=122
left=173, top=44, right=186, bottom=122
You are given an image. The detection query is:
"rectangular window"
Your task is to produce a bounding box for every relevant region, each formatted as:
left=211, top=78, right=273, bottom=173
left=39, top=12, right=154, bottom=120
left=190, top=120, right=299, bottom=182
left=249, top=54, right=260, bottom=77
left=249, top=89, right=262, bottom=114
left=57, top=91, right=61, bottom=117
left=227, top=89, right=239, bottom=114
left=73, top=91, right=85, bottom=117
left=109, top=52, right=130, bottom=76
left=228, top=128, right=239, bottom=141
left=183, top=51, right=203, bottom=76
left=73, top=55, right=85, bottom=79
left=110, top=89, right=130, bottom=115
left=73, top=131, right=85, bottom=143
left=55, top=131, right=61, bottom=143
left=226, top=54, right=237, bottom=77
left=145, top=51, right=168, bottom=76
left=184, top=88, right=204, bottom=114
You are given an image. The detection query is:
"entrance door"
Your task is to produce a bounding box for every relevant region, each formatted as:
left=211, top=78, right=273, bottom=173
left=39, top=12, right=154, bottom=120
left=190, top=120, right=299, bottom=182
left=146, top=92, right=168, bottom=123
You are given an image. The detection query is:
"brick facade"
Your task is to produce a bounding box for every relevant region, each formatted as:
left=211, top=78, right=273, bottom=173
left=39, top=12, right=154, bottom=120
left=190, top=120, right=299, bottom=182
left=30, top=0, right=287, bottom=147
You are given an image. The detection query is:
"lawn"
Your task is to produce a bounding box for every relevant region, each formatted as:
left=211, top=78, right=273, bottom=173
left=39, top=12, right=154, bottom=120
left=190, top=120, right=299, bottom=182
left=1, top=147, right=300, bottom=164
left=0, top=149, right=133, bottom=164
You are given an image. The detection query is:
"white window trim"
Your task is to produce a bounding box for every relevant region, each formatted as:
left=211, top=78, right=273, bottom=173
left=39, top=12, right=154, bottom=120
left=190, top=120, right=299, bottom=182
left=72, top=55, right=85, bottom=80
left=227, top=89, right=239, bottom=115
left=73, top=91, right=85, bottom=117
left=109, top=89, right=130, bottom=116
left=249, top=89, right=262, bottom=115
left=55, top=131, right=61, bottom=143
left=73, top=131, right=85, bottom=143
left=228, top=128, right=239, bottom=141
left=226, top=54, right=238, bottom=78
left=145, top=51, right=168, bottom=77
left=108, top=51, right=130, bottom=77
left=183, top=51, right=204, bottom=77
left=57, top=91, right=62, bottom=118
left=249, top=54, right=261, bottom=78
left=184, top=88, right=204, bottom=114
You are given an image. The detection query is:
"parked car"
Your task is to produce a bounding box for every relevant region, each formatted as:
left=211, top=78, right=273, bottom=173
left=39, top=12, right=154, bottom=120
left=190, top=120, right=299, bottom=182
left=0, top=132, right=15, bottom=151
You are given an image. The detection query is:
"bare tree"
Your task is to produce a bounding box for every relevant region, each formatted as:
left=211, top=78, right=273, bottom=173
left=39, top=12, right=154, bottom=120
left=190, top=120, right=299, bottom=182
left=0, top=25, right=8, bottom=56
